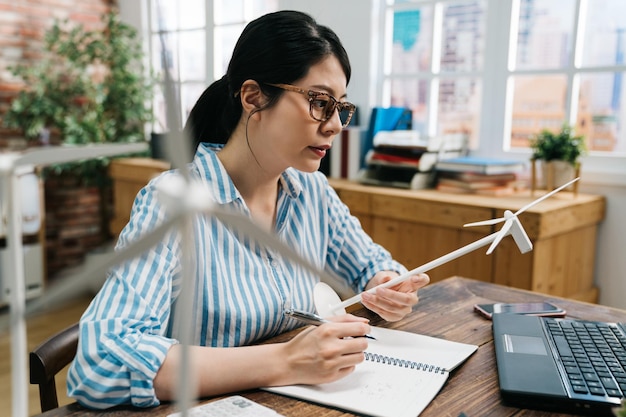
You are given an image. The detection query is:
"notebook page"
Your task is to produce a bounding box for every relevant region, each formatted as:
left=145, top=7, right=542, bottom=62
left=264, top=326, right=477, bottom=417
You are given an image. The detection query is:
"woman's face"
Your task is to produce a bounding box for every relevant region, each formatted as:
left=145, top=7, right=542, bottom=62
left=251, top=55, right=350, bottom=174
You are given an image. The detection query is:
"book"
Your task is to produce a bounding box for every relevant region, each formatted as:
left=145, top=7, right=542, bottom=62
left=436, top=156, right=525, bottom=175
left=263, top=326, right=477, bottom=417
left=437, top=177, right=514, bottom=190
left=437, top=171, right=518, bottom=183
left=367, top=149, right=464, bottom=172
left=357, top=165, right=437, bottom=189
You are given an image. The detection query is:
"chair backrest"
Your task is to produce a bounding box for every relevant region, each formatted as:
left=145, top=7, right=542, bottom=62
left=29, top=322, right=79, bottom=412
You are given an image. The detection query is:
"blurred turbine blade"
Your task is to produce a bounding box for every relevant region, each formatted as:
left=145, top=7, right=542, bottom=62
left=157, top=25, right=193, bottom=173
left=15, top=143, right=148, bottom=167
left=464, top=217, right=505, bottom=227
left=210, top=206, right=345, bottom=291
left=515, top=177, right=580, bottom=215
left=8, top=216, right=180, bottom=327
left=486, top=218, right=513, bottom=254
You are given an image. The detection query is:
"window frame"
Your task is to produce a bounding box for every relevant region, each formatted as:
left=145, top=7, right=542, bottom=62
left=378, top=0, right=626, bottom=184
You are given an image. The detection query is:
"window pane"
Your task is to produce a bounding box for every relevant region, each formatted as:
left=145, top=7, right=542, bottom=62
left=181, top=83, right=207, bottom=124
left=152, top=0, right=178, bottom=31
left=515, top=0, right=575, bottom=70
left=389, top=78, right=430, bottom=134
left=441, top=1, right=486, bottom=73
left=578, top=72, right=625, bottom=153
left=251, top=0, right=278, bottom=16
left=214, top=24, right=245, bottom=78
left=581, top=0, right=626, bottom=67
left=152, top=32, right=180, bottom=82
left=510, top=75, right=567, bottom=148
left=391, top=7, right=433, bottom=73
left=152, top=84, right=166, bottom=133
left=179, top=0, right=205, bottom=29
left=214, top=0, right=244, bottom=25
left=179, top=30, right=206, bottom=82
left=438, top=77, right=481, bottom=146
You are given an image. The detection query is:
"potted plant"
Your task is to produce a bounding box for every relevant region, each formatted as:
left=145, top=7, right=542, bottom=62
left=529, top=123, right=586, bottom=192
left=3, top=10, right=154, bottom=276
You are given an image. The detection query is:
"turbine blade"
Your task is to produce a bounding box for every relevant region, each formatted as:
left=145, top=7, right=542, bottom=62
left=15, top=143, right=148, bottom=168
left=515, top=177, right=580, bottom=215
left=510, top=217, right=533, bottom=253
left=210, top=206, right=350, bottom=295
left=0, top=216, right=180, bottom=330
left=486, top=219, right=513, bottom=254
left=464, top=217, right=505, bottom=227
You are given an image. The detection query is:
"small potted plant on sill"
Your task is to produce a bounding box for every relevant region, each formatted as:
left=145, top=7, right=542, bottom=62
left=529, top=123, right=586, bottom=194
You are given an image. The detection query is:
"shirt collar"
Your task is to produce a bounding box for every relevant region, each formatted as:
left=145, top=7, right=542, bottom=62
left=193, top=143, right=303, bottom=204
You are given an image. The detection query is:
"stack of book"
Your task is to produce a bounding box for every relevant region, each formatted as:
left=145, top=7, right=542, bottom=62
left=358, top=132, right=468, bottom=189
left=435, top=156, right=527, bottom=195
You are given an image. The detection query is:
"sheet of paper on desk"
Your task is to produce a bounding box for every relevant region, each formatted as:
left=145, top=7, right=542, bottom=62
left=264, top=326, right=477, bottom=417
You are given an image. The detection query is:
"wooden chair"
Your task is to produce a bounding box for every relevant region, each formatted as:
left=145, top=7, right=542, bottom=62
left=29, top=322, right=80, bottom=412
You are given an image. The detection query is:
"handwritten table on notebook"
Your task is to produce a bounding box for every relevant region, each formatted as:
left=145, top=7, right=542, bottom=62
left=35, top=277, right=626, bottom=417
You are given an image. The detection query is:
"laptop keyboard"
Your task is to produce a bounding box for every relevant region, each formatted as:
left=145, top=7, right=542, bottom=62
left=545, top=318, right=626, bottom=398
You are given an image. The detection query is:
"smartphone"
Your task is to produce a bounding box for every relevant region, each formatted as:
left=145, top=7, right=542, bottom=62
left=473, top=302, right=566, bottom=319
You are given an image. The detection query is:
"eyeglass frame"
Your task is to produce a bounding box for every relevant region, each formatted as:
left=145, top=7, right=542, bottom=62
left=267, top=83, right=356, bottom=128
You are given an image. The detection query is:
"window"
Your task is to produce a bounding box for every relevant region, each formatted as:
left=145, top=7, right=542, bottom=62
left=382, top=0, right=626, bottom=164
left=380, top=0, right=487, bottom=147
left=508, top=0, right=626, bottom=155
left=146, top=0, right=277, bottom=132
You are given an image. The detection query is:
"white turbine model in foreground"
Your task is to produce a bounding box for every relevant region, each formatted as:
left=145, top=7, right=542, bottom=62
left=314, top=177, right=581, bottom=318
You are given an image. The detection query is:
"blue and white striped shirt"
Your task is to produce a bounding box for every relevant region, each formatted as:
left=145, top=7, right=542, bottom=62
left=67, top=143, right=406, bottom=409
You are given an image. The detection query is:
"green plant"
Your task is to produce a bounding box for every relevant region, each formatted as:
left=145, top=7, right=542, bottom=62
left=529, top=123, right=586, bottom=166
left=3, top=10, right=153, bottom=183
left=615, top=400, right=626, bottom=417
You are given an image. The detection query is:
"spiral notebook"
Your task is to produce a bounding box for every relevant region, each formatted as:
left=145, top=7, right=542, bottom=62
left=264, top=326, right=477, bottom=417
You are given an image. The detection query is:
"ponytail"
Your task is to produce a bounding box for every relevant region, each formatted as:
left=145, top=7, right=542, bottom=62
left=184, top=76, right=242, bottom=150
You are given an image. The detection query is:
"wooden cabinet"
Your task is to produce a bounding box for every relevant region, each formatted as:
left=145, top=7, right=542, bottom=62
left=329, top=179, right=605, bottom=303
left=108, top=158, right=171, bottom=236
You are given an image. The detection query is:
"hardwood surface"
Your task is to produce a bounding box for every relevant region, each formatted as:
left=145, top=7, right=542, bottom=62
left=32, top=277, right=626, bottom=417
left=0, top=295, right=93, bottom=416
left=329, top=179, right=605, bottom=303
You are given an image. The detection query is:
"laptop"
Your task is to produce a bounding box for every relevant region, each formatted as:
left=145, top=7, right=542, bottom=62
left=492, top=313, right=626, bottom=416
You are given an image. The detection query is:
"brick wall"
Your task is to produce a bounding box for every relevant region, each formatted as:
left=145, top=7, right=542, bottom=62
left=0, top=0, right=115, bottom=149
left=0, top=0, right=117, bottom=280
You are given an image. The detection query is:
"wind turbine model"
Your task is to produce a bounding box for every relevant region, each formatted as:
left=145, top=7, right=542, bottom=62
left=314, top=177, right=580, bottom=318
left=1, top=12, right=342, bottom=417
left=1, top=142, right=148, bottom=417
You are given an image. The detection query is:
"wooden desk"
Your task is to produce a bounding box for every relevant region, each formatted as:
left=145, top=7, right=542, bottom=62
left=35, top=277, right=626, bottom=417
left=329, top=179, right=605, bottom=303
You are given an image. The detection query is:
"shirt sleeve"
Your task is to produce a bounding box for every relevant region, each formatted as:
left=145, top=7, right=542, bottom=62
left=321, top=175, right=407, bottom=293
left=67, top=177, right=182, bottom=409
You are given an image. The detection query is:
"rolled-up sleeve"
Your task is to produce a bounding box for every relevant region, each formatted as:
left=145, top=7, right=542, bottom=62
left=67, top=178, right=182, bottom=409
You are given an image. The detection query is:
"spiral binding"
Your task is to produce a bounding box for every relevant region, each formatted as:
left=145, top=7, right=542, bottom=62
left=364, top=352, right=445, bottom=374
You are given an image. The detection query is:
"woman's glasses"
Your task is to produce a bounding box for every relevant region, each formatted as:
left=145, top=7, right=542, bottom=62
left=268, top=83, right=356, bottom=128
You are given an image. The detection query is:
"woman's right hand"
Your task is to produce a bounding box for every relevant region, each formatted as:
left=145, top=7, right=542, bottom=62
left=279, top=314, right=371, bottom=385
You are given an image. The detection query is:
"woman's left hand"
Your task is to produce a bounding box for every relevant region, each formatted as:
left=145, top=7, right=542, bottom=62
left=360, top=271, right=430, bottom=322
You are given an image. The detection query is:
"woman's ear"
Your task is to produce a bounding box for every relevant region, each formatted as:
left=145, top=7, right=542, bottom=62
left=238, top=80, right=266, bottom=117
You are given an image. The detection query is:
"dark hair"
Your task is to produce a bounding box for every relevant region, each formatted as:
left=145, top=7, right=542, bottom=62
left=184, top=10, right=351, bottom=150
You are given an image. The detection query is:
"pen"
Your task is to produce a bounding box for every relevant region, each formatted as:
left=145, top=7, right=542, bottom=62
left=284, top=308, right=376, bottom=340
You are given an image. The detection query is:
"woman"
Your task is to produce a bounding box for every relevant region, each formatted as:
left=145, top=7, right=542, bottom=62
left=67, top=10, right=429, bottom=409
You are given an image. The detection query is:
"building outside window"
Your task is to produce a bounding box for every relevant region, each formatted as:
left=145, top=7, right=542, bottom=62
left=381, top=0, right=626, bottom=159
